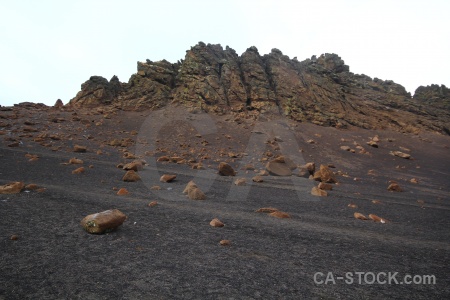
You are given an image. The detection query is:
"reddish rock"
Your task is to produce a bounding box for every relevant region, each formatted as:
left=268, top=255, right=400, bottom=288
left=73, top=145, right=87, bottom=153
left=160, top=174, right=177, bottom=183
left=354, top=212, right=368, bottom=220
left=157, top=156, right=170, bottom=162
left=210, top=218, right=224, bottom=227
left=183, top=181, right=198, bottom=194
left=318, top=182, right=333, bottom=190
left=389, top=151, right=411, bottom=159
left=311, top=186, right=328, bottom=196
left=313, top=165, right=337, bottom=183
left=69, top=158, right=83, bottom=164
left=117, top=188, right=129, bottom=195
left=148, top=201, right=158, bottom=207
left=122, top=170, right=141, bottom=182
left=387, top=182, right=402, bottom=192
left=0, top=182, right=25, bottom=194
left=252, top=176, right=264, bottom=183
left=72, top=167, right=85, bottom=174
left=123, top=161, right=143, bottom=171
left=369, top=214, right=387, bottom=223
left=265, top=159, right=292, bottom=176
left=256, top=207, right=279, bottom=213
left=218, top=162, right=236, bottom=176
left=269, top=211, right=291, bottom=218
left=188, top=187, right=206, bottom=200
left=80, top=209, right=127, bottom=234
left=219, top=240, right=231, bottom=246
left=234, top=178, right=247, bottom=186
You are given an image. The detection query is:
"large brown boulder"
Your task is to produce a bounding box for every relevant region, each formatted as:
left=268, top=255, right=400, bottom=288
left=80, top=209, right=127, bottom=234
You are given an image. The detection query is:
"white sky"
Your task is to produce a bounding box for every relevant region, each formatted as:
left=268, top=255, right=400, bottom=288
left=0, top=0, right=449, bottom=106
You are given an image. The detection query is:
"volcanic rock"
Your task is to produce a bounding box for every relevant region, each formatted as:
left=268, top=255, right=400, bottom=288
left=269, top=211, right=291, bottom=218
left=218, top=162, right=236, bottom=176
left=188, top=187, right=206, bottom=200
left=234, top=178, right=247, bottom=186
left=160, top=174, right=177, bottom=183
left=122, top=170, right=141, bottom=182
left=311, top=187, right=327, bottom=196
left=265, top=159, right=292, bottom=176
left=210, top=218, right=224, bottom=227
left=80, top=209, right=127, bottom=234
left=0, top=182, right=25, bottom=194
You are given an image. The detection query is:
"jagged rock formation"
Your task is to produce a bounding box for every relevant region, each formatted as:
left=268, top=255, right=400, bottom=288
left=69, top=42, right=450, bottom=135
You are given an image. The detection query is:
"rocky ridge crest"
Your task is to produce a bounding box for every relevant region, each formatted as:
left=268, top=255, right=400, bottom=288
left=69, top=42, right=450, bottom=135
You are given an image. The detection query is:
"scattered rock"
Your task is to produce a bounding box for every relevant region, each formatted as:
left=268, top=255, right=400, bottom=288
left=10, top=234, right=19, bottom=241
left=183, top=181, right=198, bottom=194
left=252, top=176, right=264, bottom=183
left=410, top=178, right=419, bottom=184
left=148, top=201, right=158, bottom=207
left=69, top=158, right=84, bottom=164
left=313, top=165, right=337, bottom=183
left=318, top=182, right=333, bottom=190
left=150, top=185, right=161, bottom=190
left=0, top=182, right=25, bottom=194
left=390, top=151, right=411, bottom=159
left=188, top=187, right=206, bottom=200
left=354, top=212, right=368, bottom=220
left=117, top=188, right=129, bottom=195
left=160, top=174, right=177, bottom=183
left=340, top=145, right=351, bottom=151
left=311, top=186, right=328, bottom=196
left=234, top=178, right=247, bottom=186
left=348, top=203, right=358, bottom=209
left=218, top=162, right=236, bottom=176
left=256, top=207, right=279, bottom=213
left=123, top=161, right=143, bottom=171
left=157, top=156, right=170, bottom=162
left=369, top=214, right=387, bottom=223
left=366, top=141, right=378, bottom=148
left=219, top=240, right=231, bottom=246
left=210, top=218, right=224, bottom=227
left=259, top=170, right=269, bottom=176
left=73, top=145, right=87, bottom=153
left=387, top=182, right=402, bottom=192
left=371, top=200, right=382, bottom=204
left=265, top=159, right=292, bottom=176
left=122, top=170, right=141, bottom=182
left=80, top=209, right=127, bottom=234
left=269, top=211, right=291, bottom=218
left=72, top=167, right=85, bottom=174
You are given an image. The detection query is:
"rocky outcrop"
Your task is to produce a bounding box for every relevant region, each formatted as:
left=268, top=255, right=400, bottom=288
left=69, top=42, right=450, bottom=135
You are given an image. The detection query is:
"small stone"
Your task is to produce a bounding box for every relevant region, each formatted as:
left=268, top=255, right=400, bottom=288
left=0, top=182, right=24, bottom=194
left=10, top=235, right=19, bottom=241
left=7, top=142, right=20, bottom=147
left=307, top=139, right=315, bottom=144
left=265, top=159, right=292, bottom=176
left=117, top=188, right=129, bottom=195
left=218, top=162, right=236, bottom=176
left=122, top=170, right=141, bottom=182
left=256, top=207, right=279, bottom=213
left=157, top=156, right=170, bottom=162
left=72, top=167, right=85, bottom=174
left=150, top=185, right=161, bottom=190
left=123, top=161, right=143, bottom=171
left=371, top=200, right=382, bottom=204
left=366, top=141, right=378, bottom=148
left=340, top=145, right=351, bottom=151
left=311, top=186, right=328, bottom=196
left=183, top=181, right=198, bottom=194
left=313, top=165, right=337, bottom=183
left=73, top=145, right=87, bottom=153
left=234, top=178, right=247, bottom=186
left=389, top=151, right=411, bottom=159
left=80, top=209, right=127, bottom=234
left=387, top=182, right=402, bottom=192
left=318, top=182, right=333, bottom=190
left=369, top=214, right=387, bottom=223
left=242, top=164, right=255, bottom=170
left=354, top=212, right=368, bottom=220
left=410, top=178, right=419, bottom=184
left=160, top=174, right=177, bottom=183
left=210, top=218, right=224, bottom=227
left=252, top=176, right=264, bottom=183
left=188, top=187, right=206, bottom=200
left=69, top=157, right=83, bottom=164
left=219, top=239, right=231, bottom=246
left=259, top=170, right=269, bottom=176
left=148, top=201, right=158, bottom=207
left=348, top=203, right=358, bottom=209
left=269, top=211, right=291, bottom=218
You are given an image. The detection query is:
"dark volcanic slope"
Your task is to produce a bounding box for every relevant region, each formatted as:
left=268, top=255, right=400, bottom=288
left=69, top=42, right=450, bottom=135
left=1, top=106, right=449, bottom=299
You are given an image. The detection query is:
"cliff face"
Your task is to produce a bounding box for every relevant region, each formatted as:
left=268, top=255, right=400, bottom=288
left=69, top=42, right=450, bottom=135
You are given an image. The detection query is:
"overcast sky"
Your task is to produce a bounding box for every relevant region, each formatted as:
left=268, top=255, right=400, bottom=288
left=1, top=0, right=449, bottom=106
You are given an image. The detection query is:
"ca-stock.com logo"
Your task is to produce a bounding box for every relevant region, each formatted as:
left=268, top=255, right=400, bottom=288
left=135, top=106, right=317, bottom=202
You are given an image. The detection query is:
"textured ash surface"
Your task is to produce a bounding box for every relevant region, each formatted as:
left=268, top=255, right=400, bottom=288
left=0, top=107, right=449, bottom=299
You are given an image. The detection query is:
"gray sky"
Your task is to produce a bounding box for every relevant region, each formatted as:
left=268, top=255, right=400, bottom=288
left=1, top=0, right=449, bottom=106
